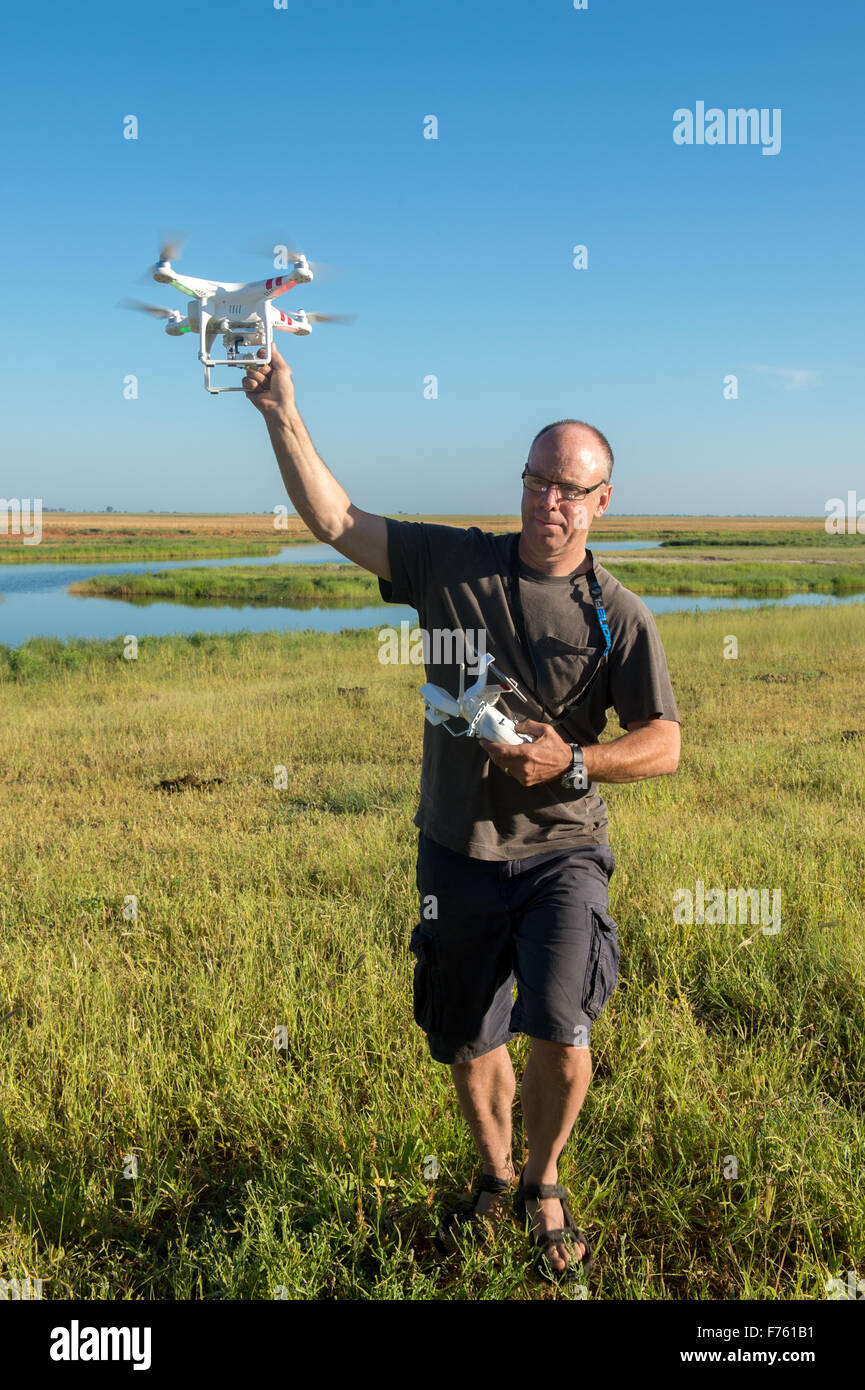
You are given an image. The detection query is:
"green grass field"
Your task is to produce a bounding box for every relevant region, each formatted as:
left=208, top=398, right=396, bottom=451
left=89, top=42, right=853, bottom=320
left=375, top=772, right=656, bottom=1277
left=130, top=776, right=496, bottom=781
left=0, top=536, right=304, bottom=565
left=3, top=513, right=861, bottom=567
left=656, top=531, right=865, bottom=549
left=1, top=603, right=863, bottom=1300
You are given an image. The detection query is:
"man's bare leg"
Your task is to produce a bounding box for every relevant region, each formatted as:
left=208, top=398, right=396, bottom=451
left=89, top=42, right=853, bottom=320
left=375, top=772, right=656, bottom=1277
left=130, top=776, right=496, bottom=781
left=450, top=1044, right=517, bottom=1219
left=520, top=1039, right=592, bottom=1274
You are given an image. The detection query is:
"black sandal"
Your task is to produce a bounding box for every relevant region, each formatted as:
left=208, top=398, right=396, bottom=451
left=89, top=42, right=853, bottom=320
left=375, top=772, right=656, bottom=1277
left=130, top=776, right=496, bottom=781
left=513, top=1169, right=594, bottom=1283
left=432, top=1171, right=516, bottom=1254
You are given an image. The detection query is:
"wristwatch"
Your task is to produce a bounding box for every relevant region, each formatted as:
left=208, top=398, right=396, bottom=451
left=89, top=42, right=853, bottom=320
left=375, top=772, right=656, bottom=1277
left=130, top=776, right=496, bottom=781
left=560, top=743, right=589, bottom=793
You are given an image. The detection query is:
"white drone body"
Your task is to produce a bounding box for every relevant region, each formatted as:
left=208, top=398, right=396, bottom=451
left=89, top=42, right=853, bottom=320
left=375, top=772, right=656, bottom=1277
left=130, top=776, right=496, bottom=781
left=124, top=237, right=353, bottom=394
left=420, top=653, right=533, bottom=745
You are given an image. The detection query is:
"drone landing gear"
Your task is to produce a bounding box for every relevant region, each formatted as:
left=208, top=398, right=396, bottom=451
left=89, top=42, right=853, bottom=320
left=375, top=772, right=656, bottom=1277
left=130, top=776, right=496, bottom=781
left=200, top=309, right=273, bottom=394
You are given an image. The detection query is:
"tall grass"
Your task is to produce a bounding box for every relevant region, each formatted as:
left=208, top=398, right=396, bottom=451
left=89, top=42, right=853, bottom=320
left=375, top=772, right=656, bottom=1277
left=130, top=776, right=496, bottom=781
left=0, top=605, right=863, bottom=1299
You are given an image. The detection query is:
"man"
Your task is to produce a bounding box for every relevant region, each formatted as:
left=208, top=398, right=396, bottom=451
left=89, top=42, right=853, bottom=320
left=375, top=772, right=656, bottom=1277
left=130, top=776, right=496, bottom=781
left=243, top=345, right=681, bottom=1283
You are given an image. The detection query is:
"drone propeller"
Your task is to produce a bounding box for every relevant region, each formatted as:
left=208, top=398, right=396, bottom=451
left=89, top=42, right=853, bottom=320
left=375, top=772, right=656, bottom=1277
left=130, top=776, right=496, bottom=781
left=242, top=237, right=339, bottom=281
left=156, top=229, right=188, bottom=265
left=119, top=297, right=181, bottom=320
left=274, top=310, right=357, bottom=334
left=305, top=312, right=356, bottom=326
left=136, top=229, right=189, bottom=283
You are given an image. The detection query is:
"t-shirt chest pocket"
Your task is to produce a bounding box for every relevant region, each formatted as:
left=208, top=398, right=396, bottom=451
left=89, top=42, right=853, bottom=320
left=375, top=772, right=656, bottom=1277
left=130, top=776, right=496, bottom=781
left=535, top=641, right=600, bottom=711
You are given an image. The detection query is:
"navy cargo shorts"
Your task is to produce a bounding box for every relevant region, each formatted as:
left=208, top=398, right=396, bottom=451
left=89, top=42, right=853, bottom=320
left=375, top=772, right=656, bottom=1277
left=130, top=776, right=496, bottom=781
left=409, top=831, right=620, bottom=1064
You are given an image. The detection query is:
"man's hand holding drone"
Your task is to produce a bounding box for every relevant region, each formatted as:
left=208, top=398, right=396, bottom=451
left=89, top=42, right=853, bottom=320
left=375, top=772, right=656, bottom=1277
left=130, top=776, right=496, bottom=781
left=242, top=346, right=297, bottom=419
left=479, top=721, right=573, bottom=787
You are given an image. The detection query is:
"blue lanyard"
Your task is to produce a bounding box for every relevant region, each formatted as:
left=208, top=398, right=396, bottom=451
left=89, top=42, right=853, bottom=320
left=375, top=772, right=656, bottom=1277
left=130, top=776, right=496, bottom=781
left=505, top=536, right=611, bottom=725
left=585, top=553, right=612, bottom=659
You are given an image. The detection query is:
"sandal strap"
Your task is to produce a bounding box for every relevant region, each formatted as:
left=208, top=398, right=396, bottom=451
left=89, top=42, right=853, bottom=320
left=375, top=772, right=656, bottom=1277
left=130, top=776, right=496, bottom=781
left=520, top=1180, right=568, bottom=1201
left=537, top=1228, right=568, bottom=1249
left=513, top=1171, right=595, bottom=1280
left=476, top=1172, right=515, bottom=1195
left=537, top=1226, right=588, bottom=1249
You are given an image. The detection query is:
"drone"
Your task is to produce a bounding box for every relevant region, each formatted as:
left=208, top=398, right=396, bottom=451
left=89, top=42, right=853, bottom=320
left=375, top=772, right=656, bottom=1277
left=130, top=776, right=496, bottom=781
left=419, top=653, right=534, bottom=745
left=122, top=236, right=354, bottom=394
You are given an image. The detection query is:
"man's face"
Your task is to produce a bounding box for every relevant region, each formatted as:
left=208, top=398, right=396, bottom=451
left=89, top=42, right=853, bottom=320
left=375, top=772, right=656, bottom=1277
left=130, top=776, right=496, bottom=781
left=520, top=427, right=612, bottom=552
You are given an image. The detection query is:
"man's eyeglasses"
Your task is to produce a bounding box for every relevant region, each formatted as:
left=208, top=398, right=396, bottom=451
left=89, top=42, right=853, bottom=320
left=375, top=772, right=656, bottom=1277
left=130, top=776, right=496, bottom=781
left=521, top=466, right=609, bottom=504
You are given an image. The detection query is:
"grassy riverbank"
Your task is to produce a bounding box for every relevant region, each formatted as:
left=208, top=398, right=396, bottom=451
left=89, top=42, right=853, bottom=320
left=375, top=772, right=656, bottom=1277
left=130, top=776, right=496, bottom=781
left=68, top=555, right=865, bottom=603
left=657, top=531, right=865, bottom=549
left=1, top=606, right=863, bottom=1300
left=603, top=559, right=865, bottom=596
left=0, top=513, right=321, bottom=565
left=69, top=565, right=387, bottom=605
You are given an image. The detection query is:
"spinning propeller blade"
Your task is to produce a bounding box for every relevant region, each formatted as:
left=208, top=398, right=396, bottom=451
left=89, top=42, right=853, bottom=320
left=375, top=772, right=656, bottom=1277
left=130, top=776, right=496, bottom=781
left=241, top=237, right=339, bottom=280
left=305, top=312, right=356, bottom=326
left=137, top=229, right=190, bottom=283
left=119, top=297, right=179, bottom=319
left=157, top=229, right=188, bottom=265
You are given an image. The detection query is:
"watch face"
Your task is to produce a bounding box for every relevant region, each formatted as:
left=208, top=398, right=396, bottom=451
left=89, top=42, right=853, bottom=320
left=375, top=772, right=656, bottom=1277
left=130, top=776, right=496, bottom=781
left=568, top=747, right=587, bottom=790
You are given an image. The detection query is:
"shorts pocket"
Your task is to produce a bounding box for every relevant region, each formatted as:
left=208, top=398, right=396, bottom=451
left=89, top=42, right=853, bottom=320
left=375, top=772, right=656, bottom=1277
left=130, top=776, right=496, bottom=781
left=581, top=904, right=620, bottom=1021
left=409, top=922, right=438, bottom=1031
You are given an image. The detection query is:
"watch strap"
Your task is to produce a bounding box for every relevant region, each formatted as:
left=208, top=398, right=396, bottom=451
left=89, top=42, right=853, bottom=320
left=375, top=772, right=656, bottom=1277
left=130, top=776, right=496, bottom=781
left=561, top=743, right=587, bottom=790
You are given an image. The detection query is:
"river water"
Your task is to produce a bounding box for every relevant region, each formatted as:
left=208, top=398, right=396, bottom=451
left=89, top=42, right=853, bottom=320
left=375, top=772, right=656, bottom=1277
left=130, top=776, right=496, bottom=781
left=0, top=540, right=862, bottom=649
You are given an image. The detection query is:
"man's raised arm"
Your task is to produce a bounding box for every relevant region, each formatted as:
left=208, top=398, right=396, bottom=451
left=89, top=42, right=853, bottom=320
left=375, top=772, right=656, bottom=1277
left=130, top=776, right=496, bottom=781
left=242, top=345, right=390, bottom=581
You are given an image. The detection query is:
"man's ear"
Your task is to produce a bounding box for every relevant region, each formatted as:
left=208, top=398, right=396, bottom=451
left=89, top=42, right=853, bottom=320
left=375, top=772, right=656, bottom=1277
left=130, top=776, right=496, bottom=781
left=596, top=484, right=613, bottom=517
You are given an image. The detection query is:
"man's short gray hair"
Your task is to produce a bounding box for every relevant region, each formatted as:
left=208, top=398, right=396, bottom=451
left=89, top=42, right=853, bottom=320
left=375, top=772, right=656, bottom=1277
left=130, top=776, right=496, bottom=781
left=529, top=419, right=614, bottom=482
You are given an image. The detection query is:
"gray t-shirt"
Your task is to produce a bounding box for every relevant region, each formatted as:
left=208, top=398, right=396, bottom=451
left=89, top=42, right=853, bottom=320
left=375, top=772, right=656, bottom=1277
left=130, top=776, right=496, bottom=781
left=379, top=519, right=680, bottom=860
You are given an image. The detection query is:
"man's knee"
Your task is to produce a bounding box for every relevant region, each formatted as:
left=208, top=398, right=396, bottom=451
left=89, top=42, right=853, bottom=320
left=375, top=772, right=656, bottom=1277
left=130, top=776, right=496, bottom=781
left=450, top=1041, right=513, bottom=1076
left=528, top=1036, right=592, bottom=1074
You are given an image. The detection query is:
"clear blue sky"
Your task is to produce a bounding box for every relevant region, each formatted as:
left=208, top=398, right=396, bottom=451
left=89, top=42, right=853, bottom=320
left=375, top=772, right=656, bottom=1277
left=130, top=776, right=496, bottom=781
left=2, top=0, right=862, bottom=517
